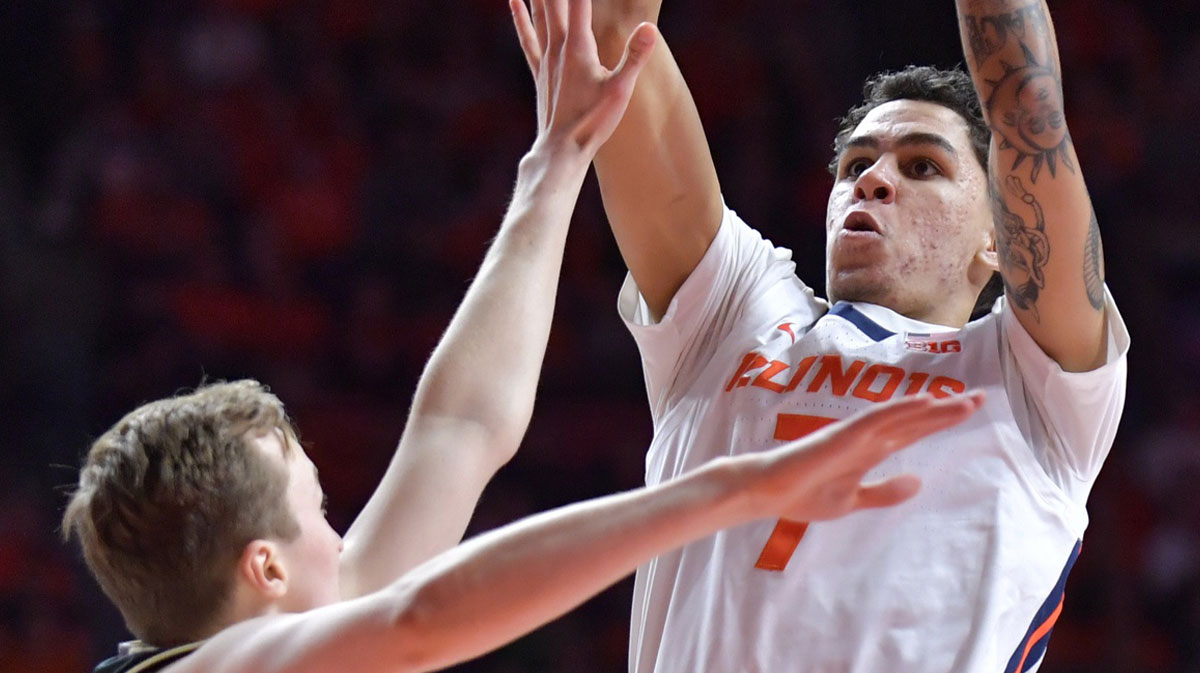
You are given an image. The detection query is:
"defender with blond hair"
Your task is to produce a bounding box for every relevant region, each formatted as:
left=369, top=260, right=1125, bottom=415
left=63, top=381, right=304, bottom=647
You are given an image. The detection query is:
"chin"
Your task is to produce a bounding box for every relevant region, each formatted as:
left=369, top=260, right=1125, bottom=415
left=826, top=273, right=893, bottom=307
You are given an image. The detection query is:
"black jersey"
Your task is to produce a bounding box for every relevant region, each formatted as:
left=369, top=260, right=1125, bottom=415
left=94, top=641, right=203, bottom=673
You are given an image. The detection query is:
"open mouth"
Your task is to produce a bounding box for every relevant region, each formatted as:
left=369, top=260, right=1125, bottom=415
left=840, top=213, right=888, bottom=237
left=842, top=211, right=882, bottom=235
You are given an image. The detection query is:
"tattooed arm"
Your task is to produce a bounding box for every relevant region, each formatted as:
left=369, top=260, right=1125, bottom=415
left=957, top=0, right=1107, bottom=371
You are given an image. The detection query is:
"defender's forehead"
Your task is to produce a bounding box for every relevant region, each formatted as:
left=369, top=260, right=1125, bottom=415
left=848, top=99, right=975, bottom=153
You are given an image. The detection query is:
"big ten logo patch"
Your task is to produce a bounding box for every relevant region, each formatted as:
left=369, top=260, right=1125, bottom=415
left=904, top=331, right=963, bottom=354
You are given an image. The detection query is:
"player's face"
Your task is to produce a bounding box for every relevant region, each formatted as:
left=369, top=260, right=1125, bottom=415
left=825, top=100, right=995, bottom=325
left=264, top=431, right=344, bottom=612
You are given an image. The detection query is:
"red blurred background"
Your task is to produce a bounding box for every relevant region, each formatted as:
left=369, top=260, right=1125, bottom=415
left=1, top=1, right=1197, bottom=671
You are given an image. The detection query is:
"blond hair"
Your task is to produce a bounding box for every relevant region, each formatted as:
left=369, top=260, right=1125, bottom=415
left=62, top=380, right=301, bottom=645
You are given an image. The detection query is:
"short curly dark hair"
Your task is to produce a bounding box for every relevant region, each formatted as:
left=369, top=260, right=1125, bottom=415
left=830, top=65, right=1000, bottom=320
left=829, top=65, right=990, bottom=175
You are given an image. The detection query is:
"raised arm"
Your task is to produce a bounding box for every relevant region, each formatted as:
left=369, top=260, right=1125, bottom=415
left=189, top=392, right=983, bottom=673
left=589, top=0, right=723, bottom=319
left=335, top=0, right=658, bottom=598
left=957, top=0, right=1107, bottom=371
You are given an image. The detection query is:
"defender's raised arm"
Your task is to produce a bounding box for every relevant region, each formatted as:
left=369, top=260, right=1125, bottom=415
left=957, top=0, right=1107, bottom=371
left=335, top=0, right=659, bottom=599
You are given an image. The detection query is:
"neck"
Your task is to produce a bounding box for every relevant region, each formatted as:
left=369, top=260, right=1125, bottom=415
left=834, top=293, right=975, bottom=329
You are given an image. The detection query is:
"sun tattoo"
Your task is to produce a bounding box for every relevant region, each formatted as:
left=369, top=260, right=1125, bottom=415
left=984, top=43, right=1074, bottom=184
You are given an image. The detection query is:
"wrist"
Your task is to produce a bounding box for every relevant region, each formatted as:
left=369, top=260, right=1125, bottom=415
left=692, top=455, right=767, bottom=527
left=514, top=141, right=592, bottom=194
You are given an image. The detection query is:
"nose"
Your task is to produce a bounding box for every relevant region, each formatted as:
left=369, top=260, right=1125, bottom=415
left=853, top=162, right=896, bottom=204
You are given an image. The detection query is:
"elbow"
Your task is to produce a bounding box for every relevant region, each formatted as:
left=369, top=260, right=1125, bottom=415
left=485, top=423, right=525, bottom=468
left=385, top=572, right=480, bottom=673
left=448, top=414, right=526, bottom=474
left=405, top=408, right=527, bottom=475
left=462, top=404, right=531, bottom=469
left=384, top=582, right=447, bottom=673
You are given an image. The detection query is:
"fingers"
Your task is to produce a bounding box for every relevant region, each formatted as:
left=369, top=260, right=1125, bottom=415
left=607, top=22, right=658, bottom=96
left=529, top=0, right=549, bottom=55
left=567, top=0, right=593, bottom=52
left=853, top=475, right=922, bottom=510
left=828, top=392, right=942, bottom=435
left=543, top=0, right=568, bottom=50
left=510, top=0, right=542, bottom=75
left=870, top=391, right=983, bottom=453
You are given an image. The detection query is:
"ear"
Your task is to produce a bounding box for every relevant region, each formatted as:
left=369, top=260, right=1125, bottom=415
left=970, top=227, right=1000, bottom=286
left=237, top=539, right=289, bottom=601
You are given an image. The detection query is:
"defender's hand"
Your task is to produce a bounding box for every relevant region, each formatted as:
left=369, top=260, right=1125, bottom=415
left=510, top=0, right=657, bottom=155
left=748, top=392, right=985, bottom=522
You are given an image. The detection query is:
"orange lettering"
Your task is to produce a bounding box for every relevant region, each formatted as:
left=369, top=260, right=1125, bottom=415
left=725, top=353, right=769, bottom=391
left=929, top=376, right=967, bottom=398
left=725, top=353, right=963, bottom=404
left=852, top=364, right=906, bottom=403
left=784, top=355, right=818, bottom=392
left=940, top=340, right=962, bottom=353
left=903, top=372, right=930, bottom=396
left=752, top=361, right=791, bottom=393
left=807, top=356, right=866, bottom=396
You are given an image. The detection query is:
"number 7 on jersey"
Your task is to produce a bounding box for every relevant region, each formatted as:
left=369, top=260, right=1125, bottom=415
left=753, top=413, right=839, bottom=571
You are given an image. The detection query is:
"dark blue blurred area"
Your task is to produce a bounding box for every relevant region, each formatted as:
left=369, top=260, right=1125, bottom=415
left=0, top=1, right=1197, bottom=671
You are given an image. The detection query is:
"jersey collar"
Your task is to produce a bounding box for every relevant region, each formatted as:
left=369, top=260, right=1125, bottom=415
left=828, top=301, right=959, bottom=342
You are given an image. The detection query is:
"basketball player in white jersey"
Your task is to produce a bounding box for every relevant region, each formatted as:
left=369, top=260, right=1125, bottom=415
left=62, top=3, right=986, bottom=673
left=580, top=0, right=1130, bottom=671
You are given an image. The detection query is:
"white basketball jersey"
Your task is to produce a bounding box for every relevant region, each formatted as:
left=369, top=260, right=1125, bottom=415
left=619, top=206, right=1129, bottom=673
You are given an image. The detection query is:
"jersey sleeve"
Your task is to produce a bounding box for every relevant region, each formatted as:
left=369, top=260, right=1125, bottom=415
left=618, top=203, right=824, bottom=423
left=999, top=287, right=1130, bottom=502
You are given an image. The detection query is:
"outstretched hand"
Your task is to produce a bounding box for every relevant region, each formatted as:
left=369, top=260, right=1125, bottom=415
left=510, top=0, right=657, bottom=156
left=750, top=392, right=986, bottom=522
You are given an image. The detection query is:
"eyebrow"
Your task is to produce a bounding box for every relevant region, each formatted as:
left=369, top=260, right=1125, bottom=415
left=843, top=132, right=959, bottom=159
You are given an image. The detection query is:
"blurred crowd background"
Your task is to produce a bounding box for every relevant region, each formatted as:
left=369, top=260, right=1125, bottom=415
left=1, top=0, right=1197, bottom=671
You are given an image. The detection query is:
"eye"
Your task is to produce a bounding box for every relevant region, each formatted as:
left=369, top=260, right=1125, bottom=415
left=842, top=157, right=872, bottom=179
left=908, top=158, right=942, bottom=178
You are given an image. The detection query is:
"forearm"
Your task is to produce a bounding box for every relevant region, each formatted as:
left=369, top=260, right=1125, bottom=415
left=341, top=1, right=664, bottom=597
left=388, top=455, right=754, bottom=672
left=408, top=144, right=590, bottom=448
left=339, top=146, right=593, bottom=595
left=591, top=6, right=722, bottom=319
left=958, top=0, right=1061, bottom=84
left=957, top=0, right=1106, bottom=371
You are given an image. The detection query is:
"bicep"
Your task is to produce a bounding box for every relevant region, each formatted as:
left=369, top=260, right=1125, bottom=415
left=593, top=32, right=723, bottom=320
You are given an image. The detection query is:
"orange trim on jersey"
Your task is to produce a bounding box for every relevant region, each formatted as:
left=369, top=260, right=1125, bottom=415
left=1013, top=594, right=1064, bottom=673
